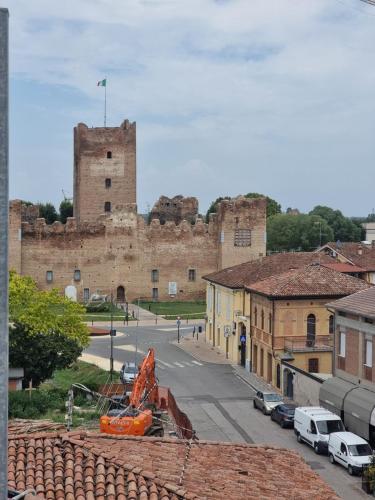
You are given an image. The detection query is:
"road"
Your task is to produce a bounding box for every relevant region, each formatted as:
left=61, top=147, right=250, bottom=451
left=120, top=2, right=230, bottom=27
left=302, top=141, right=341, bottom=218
left=85, top=324, right=366, bottom=500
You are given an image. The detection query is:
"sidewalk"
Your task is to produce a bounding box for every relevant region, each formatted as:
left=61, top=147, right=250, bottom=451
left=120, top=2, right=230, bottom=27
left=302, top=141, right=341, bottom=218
left=174, top=331, right=277, bottom=393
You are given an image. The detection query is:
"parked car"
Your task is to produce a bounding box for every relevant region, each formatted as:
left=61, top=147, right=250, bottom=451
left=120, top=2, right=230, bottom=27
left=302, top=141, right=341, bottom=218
left=329, top=432, right=373, bottom=475
left=120, top=362, right=138, bottom=384
left=253, top=391, right=283, bottom=415
left=294, top=406, right=344, bottom=454
left=270, top=404, right=297, bottom=428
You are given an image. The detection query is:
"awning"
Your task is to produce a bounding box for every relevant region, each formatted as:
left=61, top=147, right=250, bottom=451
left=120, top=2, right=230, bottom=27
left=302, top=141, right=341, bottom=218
left=344, top=387, right=375, bottom=441
left=319, top=377, right=356, bottom=417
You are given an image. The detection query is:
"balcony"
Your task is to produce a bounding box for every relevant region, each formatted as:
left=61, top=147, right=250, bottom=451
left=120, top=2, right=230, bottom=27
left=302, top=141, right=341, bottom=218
left=284, top=335, right=333, bottom=353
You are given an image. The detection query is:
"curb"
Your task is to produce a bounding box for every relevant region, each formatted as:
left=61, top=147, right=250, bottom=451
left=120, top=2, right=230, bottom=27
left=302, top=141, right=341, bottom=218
left=171, top=339, right=232, bottom=365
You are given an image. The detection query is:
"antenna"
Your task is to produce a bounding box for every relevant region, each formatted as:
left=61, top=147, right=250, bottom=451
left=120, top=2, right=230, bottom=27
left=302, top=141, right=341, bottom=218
left=62, top=189, right=73, bottom=202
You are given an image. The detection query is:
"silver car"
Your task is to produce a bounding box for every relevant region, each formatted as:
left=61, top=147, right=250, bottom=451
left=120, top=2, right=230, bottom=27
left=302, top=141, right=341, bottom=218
left=253, top=390, right=283, bottom=415
left=120, top=362, right=138, bottom=384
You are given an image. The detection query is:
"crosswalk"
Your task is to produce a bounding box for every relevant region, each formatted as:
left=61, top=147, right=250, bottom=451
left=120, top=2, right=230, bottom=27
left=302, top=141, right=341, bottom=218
left=156, top=358, right=203, bottom=370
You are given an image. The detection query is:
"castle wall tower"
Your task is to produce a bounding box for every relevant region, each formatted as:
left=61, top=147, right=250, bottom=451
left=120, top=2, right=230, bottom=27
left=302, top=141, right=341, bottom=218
left=73, top=119, right=136, bottom=223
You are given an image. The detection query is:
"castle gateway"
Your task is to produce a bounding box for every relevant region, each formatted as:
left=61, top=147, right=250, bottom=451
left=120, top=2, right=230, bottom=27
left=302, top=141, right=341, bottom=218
left=9, top=120, right=266, bottom=302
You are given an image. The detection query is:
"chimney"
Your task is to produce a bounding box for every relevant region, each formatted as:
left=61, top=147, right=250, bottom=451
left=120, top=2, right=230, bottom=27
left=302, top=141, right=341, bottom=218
left=372, top=240, right=375, bottom=249
left=357, top=244, right=363, bottom=255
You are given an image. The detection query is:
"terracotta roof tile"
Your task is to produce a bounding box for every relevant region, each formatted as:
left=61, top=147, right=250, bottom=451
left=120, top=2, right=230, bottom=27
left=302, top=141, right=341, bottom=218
left=8, top=431, right=339, bottom=499
left=327, top=286, right=375, bottom=319
left=246, top=263, right=372, bottom=298
left=203, top=252, right=337, bottom=289
left=321, top=242, right=375, bottom=271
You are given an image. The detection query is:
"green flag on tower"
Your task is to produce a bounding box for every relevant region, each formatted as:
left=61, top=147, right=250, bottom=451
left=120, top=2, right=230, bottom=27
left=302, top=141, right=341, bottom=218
left=97, top=78, right=106, bottom=87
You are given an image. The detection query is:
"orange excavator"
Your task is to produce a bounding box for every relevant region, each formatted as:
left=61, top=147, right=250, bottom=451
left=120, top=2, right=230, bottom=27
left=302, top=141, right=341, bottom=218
left=100, top=348, right=164, bottom=436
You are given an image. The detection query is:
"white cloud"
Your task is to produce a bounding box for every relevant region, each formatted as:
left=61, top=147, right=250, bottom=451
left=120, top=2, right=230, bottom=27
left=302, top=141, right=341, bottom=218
left=3, top=0, right=375, bottom=215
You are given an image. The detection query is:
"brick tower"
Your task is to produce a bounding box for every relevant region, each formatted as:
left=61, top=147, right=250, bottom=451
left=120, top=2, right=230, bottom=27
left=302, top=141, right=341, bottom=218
left=73, top=119, right=136, bottom=223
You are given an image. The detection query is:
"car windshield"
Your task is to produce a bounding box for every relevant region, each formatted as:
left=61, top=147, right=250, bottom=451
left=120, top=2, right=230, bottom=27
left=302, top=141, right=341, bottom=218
left=283, top=407, right=296, bottom=415
left=264, top=394, right=283, bottom=402
left=316, top=419, right=344, bottom=435
left=348, top=444, right=373, bottom=456
left=124, top=366, right=137, bottom=374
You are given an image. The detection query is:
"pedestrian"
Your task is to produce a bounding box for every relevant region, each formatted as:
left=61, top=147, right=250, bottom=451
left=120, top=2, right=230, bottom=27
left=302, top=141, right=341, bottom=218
left=148, top=304, right=151, bottom=311
left=193, top=326, right=196, bottom=338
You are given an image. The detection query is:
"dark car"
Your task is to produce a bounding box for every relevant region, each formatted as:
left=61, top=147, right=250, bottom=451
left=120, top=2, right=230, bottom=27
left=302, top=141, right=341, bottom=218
left=270, top=404, right=297, bottom=428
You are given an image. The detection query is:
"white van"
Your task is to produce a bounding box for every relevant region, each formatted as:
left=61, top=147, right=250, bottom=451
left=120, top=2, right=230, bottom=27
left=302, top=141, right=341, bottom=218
left=294, top=406, right=344, bottom=454
left=329, top=432, right=373, bottom=475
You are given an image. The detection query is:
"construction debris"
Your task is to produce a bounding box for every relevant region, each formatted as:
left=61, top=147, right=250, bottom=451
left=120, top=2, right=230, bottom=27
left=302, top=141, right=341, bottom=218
left=8, top=419, right=65, bottom=435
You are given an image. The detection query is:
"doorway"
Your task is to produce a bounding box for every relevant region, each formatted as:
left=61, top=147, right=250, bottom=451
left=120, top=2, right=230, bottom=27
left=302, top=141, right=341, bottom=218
left=260, top=348, right=264, bottom=378
left=117, top=285, right=125, bottom=303
left=283, top=368, right=294, bottom=399
left=267, top=353, right=272, bottom=383
left=240, top=323, right=246, bottom=367
left=253, top=344, right=258, bottom=373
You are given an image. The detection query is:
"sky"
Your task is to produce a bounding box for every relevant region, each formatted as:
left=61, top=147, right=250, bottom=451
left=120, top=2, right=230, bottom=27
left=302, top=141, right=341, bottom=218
left=3, top=0, right=375, bottom=216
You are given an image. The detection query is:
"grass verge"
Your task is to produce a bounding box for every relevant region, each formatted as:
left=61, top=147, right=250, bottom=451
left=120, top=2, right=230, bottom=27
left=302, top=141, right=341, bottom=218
left=137, top=300, right=206, bottom=319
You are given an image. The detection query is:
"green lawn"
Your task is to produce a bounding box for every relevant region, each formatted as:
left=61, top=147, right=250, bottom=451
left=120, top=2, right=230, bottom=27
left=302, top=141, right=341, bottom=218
left=84, top=313, right=134, bottom=322
left=138, top=300, right=206, bottom=320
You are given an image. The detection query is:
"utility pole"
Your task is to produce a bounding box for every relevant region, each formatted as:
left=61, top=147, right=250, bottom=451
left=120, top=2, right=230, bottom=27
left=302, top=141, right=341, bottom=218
left=0, top=8, right=9, bottom=500
left=110, top=292, right=114, bottom=381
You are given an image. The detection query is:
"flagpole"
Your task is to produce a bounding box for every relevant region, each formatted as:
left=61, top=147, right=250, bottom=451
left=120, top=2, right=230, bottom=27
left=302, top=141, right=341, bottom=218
left=104, top=77, right=107, bottom=127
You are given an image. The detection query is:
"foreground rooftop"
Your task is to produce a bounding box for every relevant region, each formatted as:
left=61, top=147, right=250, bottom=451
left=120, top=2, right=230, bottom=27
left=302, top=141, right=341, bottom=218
left=8, top=431, right=339, bottom=499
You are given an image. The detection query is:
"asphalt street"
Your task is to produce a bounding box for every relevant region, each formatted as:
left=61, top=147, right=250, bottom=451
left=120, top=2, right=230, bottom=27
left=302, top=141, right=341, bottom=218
left=85, top=324, right=366, bottom=500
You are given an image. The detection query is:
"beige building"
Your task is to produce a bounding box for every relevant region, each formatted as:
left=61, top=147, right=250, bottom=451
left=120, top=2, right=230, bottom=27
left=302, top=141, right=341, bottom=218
left=204, top=254, right=371, bottom=398
left=8, top=119, right=267, bottom=303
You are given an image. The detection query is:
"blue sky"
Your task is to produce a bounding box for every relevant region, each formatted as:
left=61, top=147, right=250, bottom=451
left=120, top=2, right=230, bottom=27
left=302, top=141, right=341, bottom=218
left=3, top=0, right=375, bottom=215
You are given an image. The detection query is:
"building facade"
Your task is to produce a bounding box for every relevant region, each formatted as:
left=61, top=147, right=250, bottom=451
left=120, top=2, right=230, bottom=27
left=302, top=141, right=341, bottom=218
left=9, top=119, right=267, bottom=302
left=320, top=287, right=375, bottom=446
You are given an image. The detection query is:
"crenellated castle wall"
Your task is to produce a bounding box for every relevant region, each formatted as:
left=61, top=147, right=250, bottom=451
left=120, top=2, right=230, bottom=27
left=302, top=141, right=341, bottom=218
left=9, top=196, right=266, bottom=302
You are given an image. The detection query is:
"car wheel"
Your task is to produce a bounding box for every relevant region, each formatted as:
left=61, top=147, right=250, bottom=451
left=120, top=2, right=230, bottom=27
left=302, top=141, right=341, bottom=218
left=314, top=443, right=320, bottom=454
left=280, top=420, right=285, bottom=429
left=253, top=400, right=257, bottom=409
left=329, top=453, right=335, bottom=464
left=348, top=465, right=354, bottom=476
left=296, top=432, right=302, bottom=443
left=262, top=407, right=267, bottom=415
left=270, top=413, right=274, bottom=421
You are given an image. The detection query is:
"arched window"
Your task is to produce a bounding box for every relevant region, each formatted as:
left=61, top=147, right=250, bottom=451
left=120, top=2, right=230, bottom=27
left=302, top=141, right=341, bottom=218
left=254, top=307, right=258, bottom=327
left=329, top=314, right=334, bottom=334
left=307, top=314, right=316, bottom=346
left=268, top=313, right=272, bottom=333
left=261, top=309, right=265, bottom=330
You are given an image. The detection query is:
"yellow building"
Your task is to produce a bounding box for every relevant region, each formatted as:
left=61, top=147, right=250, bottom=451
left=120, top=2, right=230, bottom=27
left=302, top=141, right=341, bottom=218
left=204, top=254, right=370, bottom=395
left=247, top=264, right=370, bottom=396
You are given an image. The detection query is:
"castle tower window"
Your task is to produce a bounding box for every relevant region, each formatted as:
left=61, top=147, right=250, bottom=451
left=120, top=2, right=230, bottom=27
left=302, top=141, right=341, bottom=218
left=152, top=288, right=159, bottom=300
left=106, top=151, right=112, bottom=159
left=105, top=178, right=111, bottom=188
left=74, top=269, right=81, bottom=282
left=188, top=269, right=196, bottom=282
left=104, top=201, right=111, bottom=212
left=83, top=288, right=90, bottom=302
left=234, top=229, right=251, bottom=247
left=46, top=270, right=53, bottom=283
left=151, top=269, right=159, bottom=283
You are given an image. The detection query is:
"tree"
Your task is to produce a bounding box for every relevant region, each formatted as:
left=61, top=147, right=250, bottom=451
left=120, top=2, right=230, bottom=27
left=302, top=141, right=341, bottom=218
left=9, top=272, right=89, bottom=385
left=205, top=196, right=231, bottom=222
left=205, top=193, right=281, bottom=222
left=267, top=214, right=334, bottom=252
left=9, top=326, right=82, bottom=387
left=59, top=199, right=73, bottom=224
left=309, top=206, right=361, bottom=242
left=38, top=202, right=58, bottom=224
left=244, top=193, right=281, bottom=218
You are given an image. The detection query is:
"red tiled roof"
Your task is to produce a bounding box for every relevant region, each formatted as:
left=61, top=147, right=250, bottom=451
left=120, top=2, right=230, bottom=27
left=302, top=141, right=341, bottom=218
left=322, top=262, right=365, bottom=273
left=320, top=242, right=375, bottom=271
left=246, top=263, right=372, bottom=298
left=7, top=432, right=339, bottom=500
left=203, top=252, right=336, bottom=289
left=327, top=286, right=375, bottom=319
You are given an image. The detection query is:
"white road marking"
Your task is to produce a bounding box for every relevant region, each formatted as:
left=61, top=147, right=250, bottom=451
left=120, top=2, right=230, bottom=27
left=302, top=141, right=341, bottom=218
left=156, top=364, right=166, bottom=370
left=115, top=344, right=145, bottom=354
left=173, top=362, right=185, bottom=368
left=181, top=362, right=195, bottom=367
left=191, top=360, right=203, bottom=366
left=156, top=327, right=192, bottom=332
left=156, top=358, right=174, bottom=368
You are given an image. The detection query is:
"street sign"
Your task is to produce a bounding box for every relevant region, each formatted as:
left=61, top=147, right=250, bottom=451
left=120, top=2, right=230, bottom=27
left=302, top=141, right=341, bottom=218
left=240, top=334, right=246, bottom=343
left=224, top=325, right=231, bottom=338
